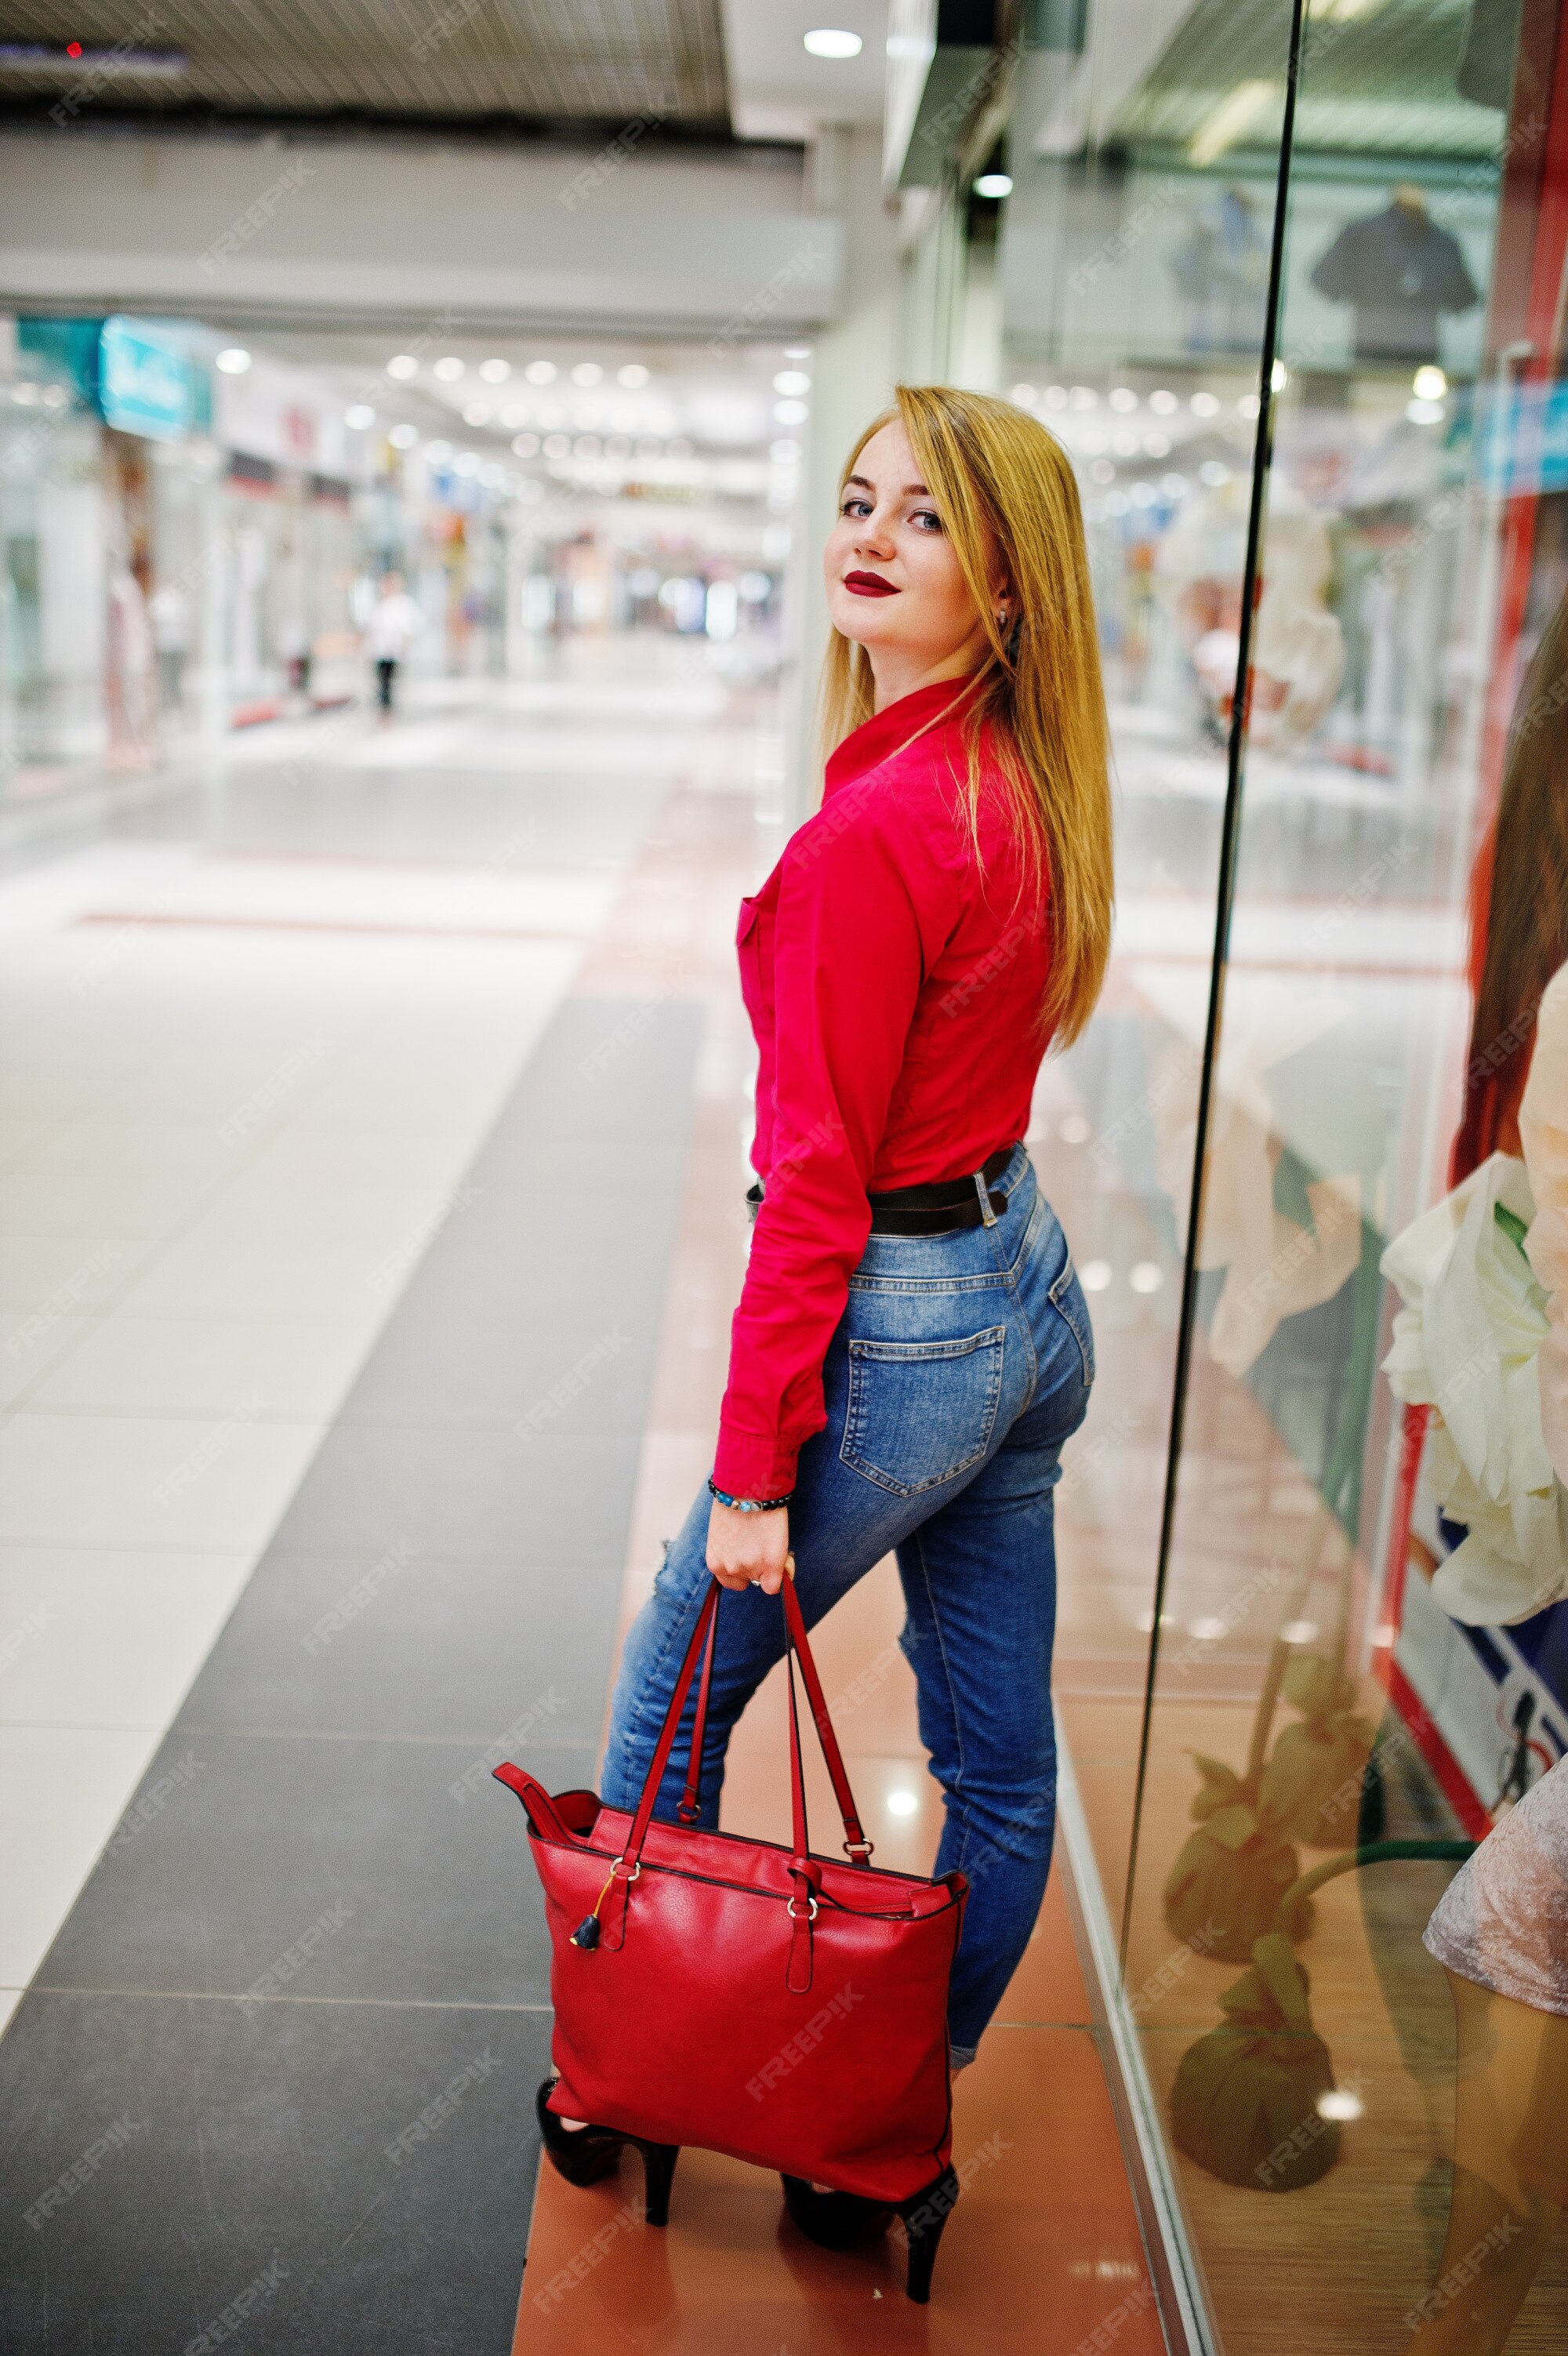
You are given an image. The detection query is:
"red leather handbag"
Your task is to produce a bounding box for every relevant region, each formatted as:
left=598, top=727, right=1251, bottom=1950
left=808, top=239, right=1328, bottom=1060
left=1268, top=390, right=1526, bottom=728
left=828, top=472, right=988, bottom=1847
left=495, top=1571, right=967, bottom=2295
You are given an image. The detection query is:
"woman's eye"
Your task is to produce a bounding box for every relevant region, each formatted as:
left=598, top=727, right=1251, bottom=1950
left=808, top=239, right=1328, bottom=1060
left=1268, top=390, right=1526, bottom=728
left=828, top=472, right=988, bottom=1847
left=840, top=498, right=872, bottom=517
left=911, top=509, right=943, bottom=532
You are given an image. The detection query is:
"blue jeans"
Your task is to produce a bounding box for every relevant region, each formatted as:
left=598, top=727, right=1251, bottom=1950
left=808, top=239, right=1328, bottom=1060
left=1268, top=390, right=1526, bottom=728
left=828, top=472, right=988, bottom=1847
left=601, top=1142, right=1093, bottom=2059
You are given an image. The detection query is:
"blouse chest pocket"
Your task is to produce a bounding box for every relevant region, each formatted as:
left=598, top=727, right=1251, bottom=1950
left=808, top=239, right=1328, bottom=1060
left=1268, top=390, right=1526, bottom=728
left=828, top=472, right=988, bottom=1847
left=735, top=895, right=772, bottom=1021
left=840, top=1326, right=1007, bottom=1497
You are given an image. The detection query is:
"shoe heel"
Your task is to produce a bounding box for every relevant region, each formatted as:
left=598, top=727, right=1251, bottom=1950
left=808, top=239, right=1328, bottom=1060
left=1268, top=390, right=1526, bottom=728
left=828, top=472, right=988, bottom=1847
left=632, top=2138, right=680, bottom=2228
left=898, top=2165, right=958, bottom=2304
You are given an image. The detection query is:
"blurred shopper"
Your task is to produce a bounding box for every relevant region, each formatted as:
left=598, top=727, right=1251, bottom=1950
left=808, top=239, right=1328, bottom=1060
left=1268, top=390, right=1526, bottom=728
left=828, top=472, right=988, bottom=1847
left=366, top=572, right=423, bottom=716
left=148, top=582, right=191, bottom=719
left=540, top=386, right=1113, bottom=2278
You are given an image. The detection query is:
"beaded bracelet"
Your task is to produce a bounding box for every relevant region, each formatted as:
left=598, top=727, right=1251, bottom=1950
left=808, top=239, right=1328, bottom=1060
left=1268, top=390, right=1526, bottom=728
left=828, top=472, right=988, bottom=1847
left=707, top=1474, right=793, bottom=1513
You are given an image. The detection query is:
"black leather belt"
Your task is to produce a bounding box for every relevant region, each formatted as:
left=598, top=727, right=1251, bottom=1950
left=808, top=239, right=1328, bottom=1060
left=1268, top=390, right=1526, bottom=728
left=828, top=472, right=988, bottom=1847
left=746, top=1143, right=1019, bottom=1236
left=868, top=1144, right=1018, bottom=1235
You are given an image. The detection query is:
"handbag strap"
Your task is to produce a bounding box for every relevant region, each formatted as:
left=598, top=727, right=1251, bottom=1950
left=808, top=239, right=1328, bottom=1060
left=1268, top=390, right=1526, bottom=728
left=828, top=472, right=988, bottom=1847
left=626, top=1573, right=872, bottom=1871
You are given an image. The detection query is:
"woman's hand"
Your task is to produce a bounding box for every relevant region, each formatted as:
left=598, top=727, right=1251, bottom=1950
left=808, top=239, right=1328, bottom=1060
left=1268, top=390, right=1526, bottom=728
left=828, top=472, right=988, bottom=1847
left=706, top=1498, right=791, bottom=1594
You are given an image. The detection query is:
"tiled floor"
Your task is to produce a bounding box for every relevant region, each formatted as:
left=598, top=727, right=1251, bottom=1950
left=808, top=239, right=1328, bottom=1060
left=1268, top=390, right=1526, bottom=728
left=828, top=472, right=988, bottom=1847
left=0, top=643, right=1168, bottom=2354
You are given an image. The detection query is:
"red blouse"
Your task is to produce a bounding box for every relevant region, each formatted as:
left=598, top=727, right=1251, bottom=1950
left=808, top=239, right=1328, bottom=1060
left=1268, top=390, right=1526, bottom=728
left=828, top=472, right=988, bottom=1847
left=713, top=678, right=1055, bottom=1498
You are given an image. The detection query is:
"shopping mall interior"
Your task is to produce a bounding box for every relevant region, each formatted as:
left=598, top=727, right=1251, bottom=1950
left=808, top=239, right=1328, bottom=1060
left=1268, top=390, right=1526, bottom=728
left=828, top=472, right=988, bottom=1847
left=2, top=1, right=1567, bottom=2350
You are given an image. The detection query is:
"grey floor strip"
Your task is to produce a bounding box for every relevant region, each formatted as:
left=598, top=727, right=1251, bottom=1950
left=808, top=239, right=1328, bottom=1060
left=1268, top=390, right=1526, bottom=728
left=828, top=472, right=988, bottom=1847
left=0, top=998, right=700, bottom=2356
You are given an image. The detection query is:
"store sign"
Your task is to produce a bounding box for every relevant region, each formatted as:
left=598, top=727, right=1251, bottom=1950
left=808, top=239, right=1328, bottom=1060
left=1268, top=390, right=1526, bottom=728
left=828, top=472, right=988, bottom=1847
left=98, top=316, right=195, bottom=441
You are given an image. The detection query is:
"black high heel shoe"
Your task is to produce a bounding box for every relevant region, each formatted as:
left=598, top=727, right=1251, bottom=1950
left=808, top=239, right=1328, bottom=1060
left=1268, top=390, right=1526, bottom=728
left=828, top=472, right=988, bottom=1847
left=780, top=2163, right=960, bottom=2303
left=535, top=2079, right=681, bottom=2227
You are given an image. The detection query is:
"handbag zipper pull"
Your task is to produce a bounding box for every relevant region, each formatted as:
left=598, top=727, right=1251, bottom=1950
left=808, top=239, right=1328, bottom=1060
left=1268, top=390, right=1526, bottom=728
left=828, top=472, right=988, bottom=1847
left=572, top=1864, right=619, bottom=1951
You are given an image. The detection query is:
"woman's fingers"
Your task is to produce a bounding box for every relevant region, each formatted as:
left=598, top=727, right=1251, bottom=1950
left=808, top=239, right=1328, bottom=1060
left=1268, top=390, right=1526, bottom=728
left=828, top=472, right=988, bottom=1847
left=705, top=1497, right=790, bottom=1592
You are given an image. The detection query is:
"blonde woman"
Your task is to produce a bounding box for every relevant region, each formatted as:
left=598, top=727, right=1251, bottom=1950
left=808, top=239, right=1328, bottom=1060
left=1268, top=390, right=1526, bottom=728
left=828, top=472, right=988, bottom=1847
left=545, top=385, right=1113, bottom=2248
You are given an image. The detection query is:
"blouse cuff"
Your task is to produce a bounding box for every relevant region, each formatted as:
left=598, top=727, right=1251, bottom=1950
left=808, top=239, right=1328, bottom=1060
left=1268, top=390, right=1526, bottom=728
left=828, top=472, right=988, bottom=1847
left=712, top=1420, right=801, bottom=1502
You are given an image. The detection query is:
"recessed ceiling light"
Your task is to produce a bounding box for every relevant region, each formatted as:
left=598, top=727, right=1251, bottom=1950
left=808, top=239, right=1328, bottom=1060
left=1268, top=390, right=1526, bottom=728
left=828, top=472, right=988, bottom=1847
left=453, top=451, right=481, bottom=476
left=975, top=172, right=1012, bottom=199
left=344, top=404, right=375, bottom=430
left=524, top=359, right=557, bottom=384
left=617, top=363, right=650, bottom=387
left=386, top=354, right=419, bottom=380
left=433, top=356, right=465, bottom=382
left=572, top=361, right=604, bottom=385
left=774, top=398, right=809, bottom=424
left=215, top=347, right=251, bottom=375
left=887, top=1789, right=919, bottom=1817
left=804, top=28, right=862, bottom=57
left=478, top=358, right=510, bottom=383
left=773, top=368, right=811, bottom=396
left=511, top=431, right=539, bottom=456
left=388, top=423, right=418, bottom=449
left=425, top=439, right=453, bottom=464
left=784, top=343, right=811, bottom=358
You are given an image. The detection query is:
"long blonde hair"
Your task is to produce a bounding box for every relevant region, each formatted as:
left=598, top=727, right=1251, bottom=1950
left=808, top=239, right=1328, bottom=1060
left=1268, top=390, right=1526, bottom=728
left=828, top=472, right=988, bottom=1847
left=820, top=383, right=1112, bottom=1045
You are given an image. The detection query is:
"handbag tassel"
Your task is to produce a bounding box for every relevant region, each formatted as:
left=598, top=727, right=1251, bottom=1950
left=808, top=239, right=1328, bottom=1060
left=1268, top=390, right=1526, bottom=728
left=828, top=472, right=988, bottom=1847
left=572, top=1864, right=620, bottom=1952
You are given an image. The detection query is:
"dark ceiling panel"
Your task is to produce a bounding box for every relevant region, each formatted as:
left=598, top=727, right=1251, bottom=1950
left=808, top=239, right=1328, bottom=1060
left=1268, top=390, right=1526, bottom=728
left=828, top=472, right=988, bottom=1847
left=0, top=0, right=731, bottom=131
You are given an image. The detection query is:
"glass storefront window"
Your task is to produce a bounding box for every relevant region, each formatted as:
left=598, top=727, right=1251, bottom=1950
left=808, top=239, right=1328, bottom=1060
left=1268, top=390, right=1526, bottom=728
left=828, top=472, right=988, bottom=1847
left=898, top=0, right=1568, bottom=2347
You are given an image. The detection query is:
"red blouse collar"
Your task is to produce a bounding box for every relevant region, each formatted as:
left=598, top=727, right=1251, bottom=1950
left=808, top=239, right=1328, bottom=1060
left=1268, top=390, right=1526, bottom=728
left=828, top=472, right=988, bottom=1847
left=822, top=676, right=981, bottom=797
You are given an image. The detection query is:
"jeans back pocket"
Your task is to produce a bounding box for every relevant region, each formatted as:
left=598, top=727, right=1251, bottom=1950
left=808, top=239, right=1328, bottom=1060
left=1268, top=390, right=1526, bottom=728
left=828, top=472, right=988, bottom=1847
left=840, top=1325, right=1007, bottom=1497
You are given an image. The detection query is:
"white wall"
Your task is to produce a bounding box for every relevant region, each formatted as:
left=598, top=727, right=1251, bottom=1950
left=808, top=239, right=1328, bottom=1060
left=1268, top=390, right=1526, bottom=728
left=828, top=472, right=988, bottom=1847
left=0, top=130, right=843, bottom=335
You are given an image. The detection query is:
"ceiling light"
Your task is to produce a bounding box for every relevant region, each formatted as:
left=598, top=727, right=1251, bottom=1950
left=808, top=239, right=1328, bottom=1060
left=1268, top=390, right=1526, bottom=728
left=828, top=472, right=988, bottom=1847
left=1190, top=390, right=1221, bottom=416
left=1189, top=78, right=1278, bottom=169
left=1079, top=1259, right=1112, bottom=1291
left=1237, top=390, right=1261, bottom=418
left=478, top=358, right=510, bottom=383
left=425, top=438, right=452, bottom=464
left=1010, top=383, right=1037, bottom=405
left=668, top=436, right=692, bottom=456
left=617, top=362, right=650, bottom=387
left=1413, top=364, right=1446, bottom=399
left=453, top=451, right=481, bottom=476
left=774, top=398, right=808, bottom=424
left=804, top=28, right=862, bottom=57
left=543, top=432, right=571, bottom=457
left=886, top=1789, right=918, bottom=1816
left=511, top=431, right=539, bottom=456
left=1406, top=398, right=1445, bottom=424
left=784, top=344, right=811, bottom=359
left=770, top=438, right=801, bottom=462
left=478, top=460, right=504, bottom=487
left=975, top=172, right=1012, bottom=199
left=462, top=401, right=491, bottom=425
left=1130, top=1261, right=1163, bottom=1293
left=524, top=359, right=557, bottom=384
left=773, top=368, right=811, bottom=396
left=572, top=361, right=604, bottom=385
left=1282, top=1619, right=1319, bottom=1646
left=215, top=347, right=251, bottom=375
left=433, top=356, right=465, bottom=382
left=1149, top=389, right=1178, bottom=414
left=344, top=404, right=375, bottom=430
left=574, top=434, right=601, bottom=456
left=605, top=434, right=630, bottom=458
left=388, top=423, right=418, bottom=449
left=1109, top=387, right=1138, bottom=412
left=386, top=354, right=419, bottom=380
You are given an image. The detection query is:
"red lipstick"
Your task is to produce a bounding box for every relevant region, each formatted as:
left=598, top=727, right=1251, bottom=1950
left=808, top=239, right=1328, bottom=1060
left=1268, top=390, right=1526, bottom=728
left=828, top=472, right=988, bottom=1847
left=844, top=570, right=897, bottom=597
